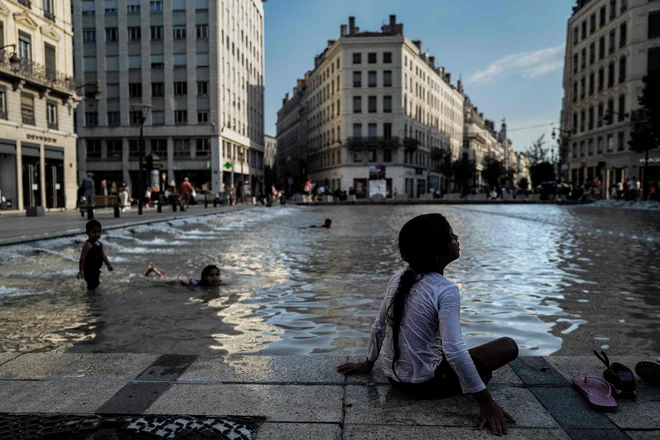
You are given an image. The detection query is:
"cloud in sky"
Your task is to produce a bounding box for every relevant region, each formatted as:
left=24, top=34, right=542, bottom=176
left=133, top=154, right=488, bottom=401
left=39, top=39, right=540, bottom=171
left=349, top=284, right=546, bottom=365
left=467, top=45, right=564, bottom=83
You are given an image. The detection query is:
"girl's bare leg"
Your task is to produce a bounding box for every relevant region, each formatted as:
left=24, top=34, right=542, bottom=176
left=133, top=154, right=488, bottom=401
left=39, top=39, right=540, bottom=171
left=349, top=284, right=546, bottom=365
left=468, top=337, right=519, bottom=374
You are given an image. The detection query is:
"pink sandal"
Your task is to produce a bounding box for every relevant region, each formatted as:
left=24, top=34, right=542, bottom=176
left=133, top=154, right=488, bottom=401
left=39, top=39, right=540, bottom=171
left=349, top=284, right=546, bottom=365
left=573, top=376, right=617, bottom=412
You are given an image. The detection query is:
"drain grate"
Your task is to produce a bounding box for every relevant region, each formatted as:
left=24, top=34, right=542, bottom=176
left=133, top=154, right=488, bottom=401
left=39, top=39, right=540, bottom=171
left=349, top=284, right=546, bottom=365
left=0, top=414, right=264, bottom=439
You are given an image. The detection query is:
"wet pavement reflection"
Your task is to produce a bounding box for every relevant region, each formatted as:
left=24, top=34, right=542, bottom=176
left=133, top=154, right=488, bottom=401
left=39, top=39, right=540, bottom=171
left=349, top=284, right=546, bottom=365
left=0, top=205, right=658, bottom=356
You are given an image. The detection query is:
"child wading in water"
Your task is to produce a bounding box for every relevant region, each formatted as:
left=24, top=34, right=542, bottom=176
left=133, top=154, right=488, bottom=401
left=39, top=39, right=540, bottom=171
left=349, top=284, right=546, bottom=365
left=77, top=220, right=114, bottom=291
left=337, top=213, right=518, bottom=436
left=310, top=219, right=332, bottom=229
left=144, top=263, right=222, bottom=287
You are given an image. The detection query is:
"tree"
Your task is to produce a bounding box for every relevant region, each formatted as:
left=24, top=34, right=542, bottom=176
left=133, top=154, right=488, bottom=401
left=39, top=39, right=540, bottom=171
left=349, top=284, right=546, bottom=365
left=440, top=153, right=453, bottom=181
left=530, top=162, right=556, bottom=188
left=524, top=135, right=550, bottom=166
left=518, top=177, right=529, bottom=190
left=628, top=72, right=660, bottom=198
left=481, top=153, right=505, bottom=189
left=452, top=155, right=477, bottom=195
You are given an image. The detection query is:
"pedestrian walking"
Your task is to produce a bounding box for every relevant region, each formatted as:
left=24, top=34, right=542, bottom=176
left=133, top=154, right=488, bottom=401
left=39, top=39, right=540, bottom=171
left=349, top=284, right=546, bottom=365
left=119, top=182, right=130, bottom=211
left=179, top=177, right=194, bottom=211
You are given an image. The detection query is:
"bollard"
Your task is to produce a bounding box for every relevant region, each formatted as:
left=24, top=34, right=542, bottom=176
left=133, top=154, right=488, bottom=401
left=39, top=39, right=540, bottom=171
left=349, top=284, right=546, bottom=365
left=114, top=204, right=120, bottom=218
left=157, top=197, right=162, bottom=213
left=172, top=199, right=177, bottom=212
left=213, top=198, right=218, bottom=207
left=204, top=197, right=209, bottom=208
left=87, top=205, right=94, bottom=220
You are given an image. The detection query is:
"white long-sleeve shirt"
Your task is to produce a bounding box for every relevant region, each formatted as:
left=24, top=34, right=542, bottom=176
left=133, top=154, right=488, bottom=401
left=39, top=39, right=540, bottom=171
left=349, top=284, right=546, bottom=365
left=367, top=269, right=486, bottom=394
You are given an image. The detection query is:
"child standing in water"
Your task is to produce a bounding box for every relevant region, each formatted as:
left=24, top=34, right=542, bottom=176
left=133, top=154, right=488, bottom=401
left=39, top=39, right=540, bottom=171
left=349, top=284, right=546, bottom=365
left=77, top=220, right=113, bottom=291
left=337, top=214, right=518, bottom=436
left=144, top=263, right=222, bottom=287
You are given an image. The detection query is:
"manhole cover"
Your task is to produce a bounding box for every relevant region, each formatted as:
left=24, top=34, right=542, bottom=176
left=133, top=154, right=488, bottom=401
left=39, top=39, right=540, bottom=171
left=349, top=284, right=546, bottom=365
left=0, top=414, right=264, bottom=439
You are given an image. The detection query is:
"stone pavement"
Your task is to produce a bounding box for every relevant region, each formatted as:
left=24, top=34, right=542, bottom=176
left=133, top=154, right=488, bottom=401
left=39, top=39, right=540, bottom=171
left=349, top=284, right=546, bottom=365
left=0, top=353, right=658, bottom=439
left=0, top=203, right=253, bottom=246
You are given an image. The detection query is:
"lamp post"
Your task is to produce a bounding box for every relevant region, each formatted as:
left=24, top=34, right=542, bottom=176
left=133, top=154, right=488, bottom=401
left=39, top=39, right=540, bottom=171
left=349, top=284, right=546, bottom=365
left=0, top=44, right=20, bottom=66
left=132, top=104, right=151, bottom=215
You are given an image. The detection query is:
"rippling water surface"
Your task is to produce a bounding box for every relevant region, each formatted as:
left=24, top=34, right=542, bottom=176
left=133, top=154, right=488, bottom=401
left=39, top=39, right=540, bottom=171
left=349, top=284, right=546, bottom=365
left=0, top=205, right=659, bottom=356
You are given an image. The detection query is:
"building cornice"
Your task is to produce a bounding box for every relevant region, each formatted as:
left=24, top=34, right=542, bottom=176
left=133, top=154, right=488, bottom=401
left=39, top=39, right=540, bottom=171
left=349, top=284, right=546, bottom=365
left=0, top=1, right=10, bottom=17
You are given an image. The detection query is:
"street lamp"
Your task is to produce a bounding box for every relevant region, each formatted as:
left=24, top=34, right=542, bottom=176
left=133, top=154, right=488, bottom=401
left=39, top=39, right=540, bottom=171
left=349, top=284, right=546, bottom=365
left=131, top=104, right=152, bottom=215
left=74, top=79, right=101, bottom=100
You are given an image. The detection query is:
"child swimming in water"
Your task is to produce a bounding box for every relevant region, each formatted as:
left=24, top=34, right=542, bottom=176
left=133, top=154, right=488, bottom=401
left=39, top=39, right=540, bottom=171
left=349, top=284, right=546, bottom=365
left=310, top=219, right=332, bottom=229
left=144, top=263, right=222, bottom=287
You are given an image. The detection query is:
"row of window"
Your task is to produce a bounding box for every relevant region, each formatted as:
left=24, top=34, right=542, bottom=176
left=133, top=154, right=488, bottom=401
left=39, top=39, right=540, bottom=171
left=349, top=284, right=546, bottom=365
left=572, top=22, right=626, bottom=74
left=573, top=0, right=628, bottom=45
left=352, top=122, right=394, bottom=139
left=573, top=56, right=626, bottom=102
left=353, top=70, right=393, bottom=88
left=82, top=53, right=210, bottom=71
left=572, top=95, right=626, bottom=134
left=83, top=25, right=209, bottom=43
left=81, top=0, right=207, bottom=16
left=0, top=87, right=58, bottom=129
left=124, top=81, right=209, bottom=98
left=352, top=96, right=393, bottom=114
left=86, top=138, right=212, bottom=160
left=85, top=110, right=209, bottom=127
left=571, top=132, right=626, bottom=157
left=352, top=52, right=392, bottom=65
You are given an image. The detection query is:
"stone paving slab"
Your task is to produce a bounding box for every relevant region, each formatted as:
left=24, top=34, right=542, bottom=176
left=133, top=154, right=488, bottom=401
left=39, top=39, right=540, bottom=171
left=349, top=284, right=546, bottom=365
left=0, top=353, right=158, bottom=380
left=564, top=428, right=633, bottom=440
left=344, top=385, right=557, bottom=428
left=345, top=356, right=522, bottom=385
left=147, top=384, right=344, bottom=423
left=178, top=355, right=347, bottom=384
left=0, top=352, right=19, bottom=366
left=547, top=356, right=656, bottom=387
left=529, top=387, right=617, bottom=430
left=626, top=432, right=660, bottom=440
left=343, top=425, right=571, bottom=439
left=0, top=380, right=126, bottom=414
left=509, top=357, right=570, bottom=386
left=606, top=387, right=660, bottom=429
left=255, top=423, right=341, bottom=440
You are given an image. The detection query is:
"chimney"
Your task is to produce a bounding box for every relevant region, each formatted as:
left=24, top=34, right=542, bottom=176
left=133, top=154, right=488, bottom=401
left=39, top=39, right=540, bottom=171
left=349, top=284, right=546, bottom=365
left=328, top=40, right=336, bottom=47
left=413, top=40, right=422, bottom=51
left=389, top=14, right=396, bottom=26
left=349, top=16, right=355, bottom=35
left=354, top=26, right=360, bottom=34
left=479, top=113, right=484, bottom=119
left=340, top=24, right=348, bottom=37
left=457, top=80, right=463, bottom=94
left=445, top=73, right=451, bottom=84
left=439, top=66, right=445, bottom=76
left=429, top=56, right=435, bottom=67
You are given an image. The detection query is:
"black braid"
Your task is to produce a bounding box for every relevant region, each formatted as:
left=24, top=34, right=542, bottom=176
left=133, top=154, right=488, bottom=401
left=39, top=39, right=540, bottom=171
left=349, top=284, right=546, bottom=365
left=386, top=213, right=454, bottom=381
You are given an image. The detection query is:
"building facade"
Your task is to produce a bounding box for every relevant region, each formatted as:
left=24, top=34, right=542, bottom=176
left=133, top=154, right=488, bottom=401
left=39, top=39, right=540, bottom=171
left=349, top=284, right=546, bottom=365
left=0, top=0, right=77, bottom=212
left=276, top=15, right=464, bottom=198
left=560, top=0, right=660, bottom=194
left=264, top=133, right=275, bottom=168
left=73, top=0, right=265, bottom=197
left=463, top=98, right=505, bottom=189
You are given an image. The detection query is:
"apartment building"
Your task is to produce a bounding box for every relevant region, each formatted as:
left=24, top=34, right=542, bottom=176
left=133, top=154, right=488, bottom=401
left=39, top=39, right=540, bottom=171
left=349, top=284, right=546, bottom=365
left=74, top=0, right=265, bottom=196
left=276, top=15, right=464, bottom=198
left=560, top=0, right=660, bottom=193
left=463, top=98, right=506, bottom=189
left=0, top=0, right=77, bottom=212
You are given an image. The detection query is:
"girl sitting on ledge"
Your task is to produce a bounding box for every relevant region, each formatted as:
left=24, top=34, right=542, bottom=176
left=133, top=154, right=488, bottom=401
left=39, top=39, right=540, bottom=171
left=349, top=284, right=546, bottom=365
left=337, top=213, right=518, bottom=436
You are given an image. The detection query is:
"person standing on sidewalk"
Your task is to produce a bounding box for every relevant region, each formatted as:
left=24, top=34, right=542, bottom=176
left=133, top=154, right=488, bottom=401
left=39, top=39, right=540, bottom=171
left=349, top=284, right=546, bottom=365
left=119, top=182, right=130, bottom=212
left=179, top=177, right=194, bottom=211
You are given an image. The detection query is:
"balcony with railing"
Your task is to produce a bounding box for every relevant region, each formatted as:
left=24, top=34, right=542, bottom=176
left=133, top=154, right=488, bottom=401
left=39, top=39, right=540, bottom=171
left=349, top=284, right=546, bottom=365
left=0, top=51, right=77, bottom=98
left=44, top=10, right=55, bottom=22
left=17, top=0, right=31, bottom=8
left=47, top=120, right=58, bottom=130
left=347, top=136, right=400, bottom=149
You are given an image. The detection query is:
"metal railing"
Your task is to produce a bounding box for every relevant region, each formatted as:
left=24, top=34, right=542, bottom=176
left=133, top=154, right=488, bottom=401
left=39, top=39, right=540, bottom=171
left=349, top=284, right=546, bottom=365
left=22, top=114, right=35, bottom=125
left=0, top=51, right=77, bottom=95
left=0, top=110, right=7, bottom=120
left=17, top=0, right=31, bottom=8
left=47, top=121, right=58, bottom=130
left=44, top=10, right=55, bottom=22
